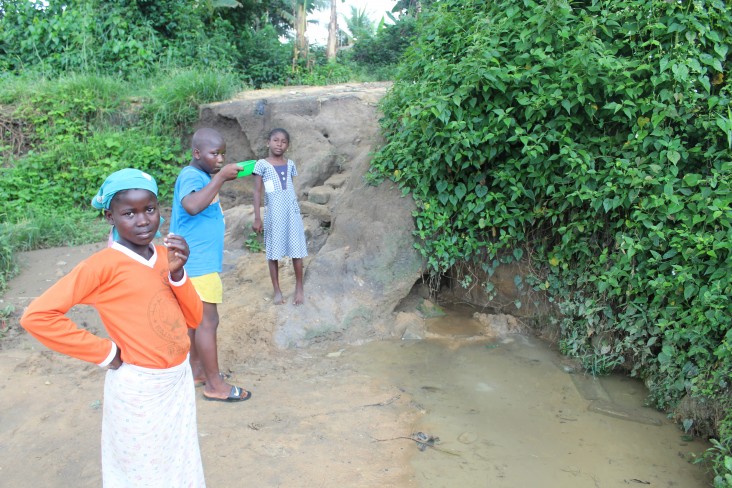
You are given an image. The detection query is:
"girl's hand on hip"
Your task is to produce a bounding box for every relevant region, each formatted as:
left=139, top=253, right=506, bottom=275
left=108, top=348, right=123, bottom=370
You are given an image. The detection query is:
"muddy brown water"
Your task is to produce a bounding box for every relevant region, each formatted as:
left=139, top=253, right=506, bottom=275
left=344, top=310, right=712, bottom=487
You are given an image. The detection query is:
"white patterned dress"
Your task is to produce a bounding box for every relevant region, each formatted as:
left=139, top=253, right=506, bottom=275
left=253, top=159, right=308, bottom=261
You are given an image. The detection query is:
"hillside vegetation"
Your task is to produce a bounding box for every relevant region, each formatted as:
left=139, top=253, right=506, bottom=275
left=370, top=0, right=732, bottom=484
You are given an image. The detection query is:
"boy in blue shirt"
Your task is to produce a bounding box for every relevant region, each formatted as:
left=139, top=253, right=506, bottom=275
left=171, top=127, right=251, bottom=402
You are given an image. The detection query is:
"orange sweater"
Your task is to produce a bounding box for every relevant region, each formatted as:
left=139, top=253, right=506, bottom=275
left=21, top=244, right=203, bottom=369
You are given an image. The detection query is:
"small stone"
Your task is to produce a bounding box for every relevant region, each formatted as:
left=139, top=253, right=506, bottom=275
left=308, top=186, right=333, bottom=204
left=324, top=173, right=349, bottom=189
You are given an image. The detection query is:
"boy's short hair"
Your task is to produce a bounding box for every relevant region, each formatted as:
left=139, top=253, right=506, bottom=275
left=192, top=128, right=224, bottom=150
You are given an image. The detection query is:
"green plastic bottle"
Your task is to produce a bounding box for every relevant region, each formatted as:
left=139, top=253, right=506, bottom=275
left=236, top=160, right=256, bottom=178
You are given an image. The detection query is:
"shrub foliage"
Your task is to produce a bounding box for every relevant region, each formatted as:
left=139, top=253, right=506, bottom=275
left=0, top=0, right=238, bottom=77
left=370, top=0, right=731, bottom=481
left=348, top=16, right=417, bottom=69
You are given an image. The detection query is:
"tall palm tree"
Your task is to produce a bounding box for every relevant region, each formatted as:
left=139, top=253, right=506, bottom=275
left=342, top=5, right=374, bottom=43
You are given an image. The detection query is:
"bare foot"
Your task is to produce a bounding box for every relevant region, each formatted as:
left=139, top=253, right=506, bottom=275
left=273, top=290, right=285, bottom=305
left=191, top=366, right=206, bottom=387
left=293, top=288, right=304, bottom=305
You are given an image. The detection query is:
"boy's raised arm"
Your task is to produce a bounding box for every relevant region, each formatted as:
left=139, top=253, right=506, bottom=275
left=181, top=164, right=240, bottom=216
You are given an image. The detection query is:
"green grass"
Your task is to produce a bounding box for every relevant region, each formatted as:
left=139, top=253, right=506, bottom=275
left=0, top=72, right=38, bottom=104
left=0, top=231, right=18, bottom=297
left=139, top=68, right=244, bottom=135
left=2, top=206, right=109, bottom=252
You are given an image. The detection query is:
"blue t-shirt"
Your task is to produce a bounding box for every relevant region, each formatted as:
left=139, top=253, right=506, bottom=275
left=170, top=166, right=224, bottom=277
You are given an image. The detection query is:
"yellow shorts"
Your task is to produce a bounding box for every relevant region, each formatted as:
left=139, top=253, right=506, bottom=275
left=190, top=272, right=223, bottom=304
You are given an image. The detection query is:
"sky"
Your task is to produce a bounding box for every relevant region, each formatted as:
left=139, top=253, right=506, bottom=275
left=309, top=0, right=398, bottom=45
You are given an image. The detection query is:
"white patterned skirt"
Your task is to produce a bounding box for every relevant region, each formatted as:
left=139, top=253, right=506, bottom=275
left=101, top=358, right=205, bottom=487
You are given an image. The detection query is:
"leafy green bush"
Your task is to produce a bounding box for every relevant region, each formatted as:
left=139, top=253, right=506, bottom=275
left=238, top=26, right=293, bottom=88
left=0, top=0, right=246, bottom=78
left=160, top=16, right=240, bottom=73
left=0, top=0, right=155, bottom=76
left=0, top=0, right=242, bottom=79
left=371, top=0, right=731, bottom=477
left=706, top=419, right=732, bottom=487
left=347, top=16, right=416, bottom=68
left=292, top=60, right=355, bottom=86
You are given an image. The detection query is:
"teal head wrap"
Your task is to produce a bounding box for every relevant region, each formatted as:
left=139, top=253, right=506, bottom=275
left=92, top=168, right=163, bottom=243
left=92, top=168, right=159, bottom=210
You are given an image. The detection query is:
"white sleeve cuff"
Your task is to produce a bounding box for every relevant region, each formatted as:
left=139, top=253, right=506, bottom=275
left=98, top=342, right=118, bottom=367
left=169, top=269, right=188, bottom=287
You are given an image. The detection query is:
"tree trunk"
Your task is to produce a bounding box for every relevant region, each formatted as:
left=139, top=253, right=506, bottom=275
left=326, top=0, right=338, bottom=62
left=292, top=1, right=309, bottom=71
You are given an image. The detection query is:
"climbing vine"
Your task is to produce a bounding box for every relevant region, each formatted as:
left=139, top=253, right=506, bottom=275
left=370, top=0, right=731, bottom=482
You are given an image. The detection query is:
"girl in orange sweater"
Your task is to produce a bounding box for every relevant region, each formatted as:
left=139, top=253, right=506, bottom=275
left=21, top=168, right=205, bottom=487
